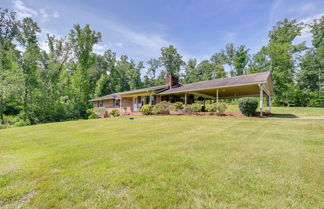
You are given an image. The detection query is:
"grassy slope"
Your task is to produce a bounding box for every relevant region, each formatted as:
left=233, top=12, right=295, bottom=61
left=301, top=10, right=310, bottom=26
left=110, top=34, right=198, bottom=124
left=0, top=115, right=323, bottom=208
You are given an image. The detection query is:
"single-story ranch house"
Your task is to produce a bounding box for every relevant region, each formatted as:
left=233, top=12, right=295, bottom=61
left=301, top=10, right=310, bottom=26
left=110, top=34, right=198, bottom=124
left=90, top=71, right=274, bottom=116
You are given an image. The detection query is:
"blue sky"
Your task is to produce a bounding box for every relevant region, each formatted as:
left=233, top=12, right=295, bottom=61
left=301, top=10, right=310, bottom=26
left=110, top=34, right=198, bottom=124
left=2, top=0, right=324, bottom=63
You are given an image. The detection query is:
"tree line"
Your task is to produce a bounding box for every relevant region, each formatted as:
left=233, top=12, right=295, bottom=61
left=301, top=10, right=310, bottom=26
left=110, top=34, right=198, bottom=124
left=0, top=8, right=323, bottom=125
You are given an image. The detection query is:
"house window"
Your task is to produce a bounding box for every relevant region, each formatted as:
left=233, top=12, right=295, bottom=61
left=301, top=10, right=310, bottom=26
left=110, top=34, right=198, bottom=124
left=99, top=100, right=104, bottom=107
left=145, top=96, right=150, bottom=104
left=114, top=99, right=120, bottom=107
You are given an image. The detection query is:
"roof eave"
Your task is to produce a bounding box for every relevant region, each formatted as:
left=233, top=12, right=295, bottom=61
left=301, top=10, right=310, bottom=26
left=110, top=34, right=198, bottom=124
left=157, top=81, right=268, bottom=95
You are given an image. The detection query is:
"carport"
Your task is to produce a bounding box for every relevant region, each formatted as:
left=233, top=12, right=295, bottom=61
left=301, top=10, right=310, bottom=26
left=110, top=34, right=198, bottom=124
left=158, top=71, right=274, bottom=116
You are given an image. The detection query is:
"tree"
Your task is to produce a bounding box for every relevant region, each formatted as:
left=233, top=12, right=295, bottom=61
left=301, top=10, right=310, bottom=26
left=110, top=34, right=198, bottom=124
left=69, top=24, right=101, bottom=117
left=18, top=17, right=41, bottom=122
left=267, top=18, right=305, bottom=106
left=160, top=45, right=184, bottom=75
left=210, top=52, right=227, bottom=78
left=127, top=60, right=143, bottom=90
left=94, top=74, right=111, bottom=97
left=247, top=46, right=271, bottom=74
left=0, top=8, right=22, bottom=123
left=224, top=43, right=235, bottom=74
left=297, top=16, right=324, bottom=106
left=143, top=58, right=160, bottom=87
left=232, top=45, right=249, bottom=76
left=183, top=58, right=198, bottom=83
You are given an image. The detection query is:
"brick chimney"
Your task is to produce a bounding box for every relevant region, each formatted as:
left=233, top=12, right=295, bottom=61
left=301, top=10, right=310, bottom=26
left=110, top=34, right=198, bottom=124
left=166, top=74, right=179, bottom=89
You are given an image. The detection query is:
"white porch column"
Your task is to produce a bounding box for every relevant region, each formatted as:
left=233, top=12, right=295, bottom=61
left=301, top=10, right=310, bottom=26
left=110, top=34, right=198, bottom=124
left=119, top=97, right=122, bottom=114
left=259, top=84, right=263, bottom=117
left=185, top=93, right=187, bottom=105
left=269, top=96, right=272, bottom=113
left=149, top=95, right=152, bottom=105
left=216, top=89, right=219, bottom=113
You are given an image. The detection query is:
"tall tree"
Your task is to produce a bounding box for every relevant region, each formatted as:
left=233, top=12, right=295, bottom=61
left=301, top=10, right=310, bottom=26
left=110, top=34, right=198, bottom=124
left=298, top=16, right=324, bottom=106
left=94, top=74, right=111, bottom=97
left=210, top=52, right=227, bottom=78
left=143, top=58, right=160, bottom=87
left=267, top=18, right=305, bottom=106
left=0, top=9, right=22, bottom=123
left=183, top=58, right=198, bottom=83
left=69, top=24, right=101, bottom=117
left=160, top=45, right=184, bottom=75
left=17, top=17, right=41, bottom=122
left=247, top=46, right=271, bottom=74
left=232, top=45, right=249, bottom=76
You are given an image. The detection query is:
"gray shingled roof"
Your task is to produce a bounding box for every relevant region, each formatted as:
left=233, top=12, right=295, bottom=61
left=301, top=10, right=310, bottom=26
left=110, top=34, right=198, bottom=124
left=90, top=71, right=271, bottom=101
left=158, top=71, right=271, bottom=95
left=90, top=85, right=168, bottom=101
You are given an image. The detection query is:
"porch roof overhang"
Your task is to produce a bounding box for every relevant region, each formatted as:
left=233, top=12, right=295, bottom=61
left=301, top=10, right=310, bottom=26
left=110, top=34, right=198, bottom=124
left=158, top=71, right=274, bottom=98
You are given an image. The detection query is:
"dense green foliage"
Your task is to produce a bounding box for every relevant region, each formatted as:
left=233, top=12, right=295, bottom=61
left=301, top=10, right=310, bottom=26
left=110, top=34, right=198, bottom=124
left=238, top=98, right=259, bottom=116
left=182, top=104, right=202, bottom=114
left=206, top=103, right=227, bottom=113
left=141, top=104, right=153, bottom=115
left=0, top=8, right=323, bottom=126
left=152, top=101, right=172, bottom=114
left=172, top=102, right=184, bottom=111
left=109, top=109, right=119, bottom=117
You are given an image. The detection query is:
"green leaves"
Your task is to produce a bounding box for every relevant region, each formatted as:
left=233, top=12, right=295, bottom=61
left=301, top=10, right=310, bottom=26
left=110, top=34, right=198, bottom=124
left=160, top=45, right=184, bottom=75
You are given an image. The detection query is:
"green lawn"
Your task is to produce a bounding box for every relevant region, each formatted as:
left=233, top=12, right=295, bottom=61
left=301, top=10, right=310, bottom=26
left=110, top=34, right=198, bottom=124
left=226, top=105, right=324, bottom=117
left=0, top=115, right=323, bottom=208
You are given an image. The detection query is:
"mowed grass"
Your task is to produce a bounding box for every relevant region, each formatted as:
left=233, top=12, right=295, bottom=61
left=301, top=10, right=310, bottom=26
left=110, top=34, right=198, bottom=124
left=0, top=115, right=323, bottom=208
left=226, top=105, right=324, bottom=117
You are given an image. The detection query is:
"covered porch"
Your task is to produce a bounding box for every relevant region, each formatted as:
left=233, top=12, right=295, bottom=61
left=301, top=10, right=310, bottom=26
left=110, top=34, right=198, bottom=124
left=158, top=83, right=274, bottom=116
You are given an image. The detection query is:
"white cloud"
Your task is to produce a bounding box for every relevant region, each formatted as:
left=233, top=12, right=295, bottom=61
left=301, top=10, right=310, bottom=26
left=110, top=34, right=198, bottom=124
left=105, top=22, right=170, bottom=57
left=37, top=29, right=63, bottom=52
left=115, top=42, right=123, bottom=47
left=300, top=12, right=324, bottom=25
left=39, top=8, right=60, bottom=20
left=39, top=8, right=49, bottom=19
left=12, top=0, right=60, bottom=20
left=53, top=10, right=60, bottom=18
left=13, top=0, right=38, bottom=19
left=93, top=42, right=124, bottom=54
left=294, top=13, right=324, bottom=46
left=92, top=15, right=171, bottom=58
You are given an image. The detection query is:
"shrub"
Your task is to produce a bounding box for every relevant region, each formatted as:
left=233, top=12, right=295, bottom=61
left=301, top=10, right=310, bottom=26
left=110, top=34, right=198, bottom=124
left=153, top=101, right=172, bottom=114
left=109, top=109, right=120, bottom=117
left=141, top=104, right=153, bottom=115
left=173, top=102, right=184, bottom=111
left=14, top=119, right=31, bottom=127
left=206, top=103, right=227, bottom=113
left=238, top=97, right=258, bottom=116
left=86, top=108, right=99, bottom=119
left=183, top=104, right=202, bottom=114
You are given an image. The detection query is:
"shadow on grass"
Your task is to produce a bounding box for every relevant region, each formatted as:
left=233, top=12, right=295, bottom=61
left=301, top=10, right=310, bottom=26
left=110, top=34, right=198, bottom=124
left=269, top=113, right=298, bottom=118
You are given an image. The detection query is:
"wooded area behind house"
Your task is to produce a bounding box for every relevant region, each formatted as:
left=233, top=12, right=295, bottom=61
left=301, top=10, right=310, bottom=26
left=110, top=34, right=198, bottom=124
left=0, top=8, right=323, bottom=126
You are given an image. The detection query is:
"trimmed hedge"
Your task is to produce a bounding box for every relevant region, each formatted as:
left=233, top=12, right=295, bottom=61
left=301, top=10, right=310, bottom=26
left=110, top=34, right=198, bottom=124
left=141, top=105, right=153, bottom=115
left=238, top=97, right=258, bottom=116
